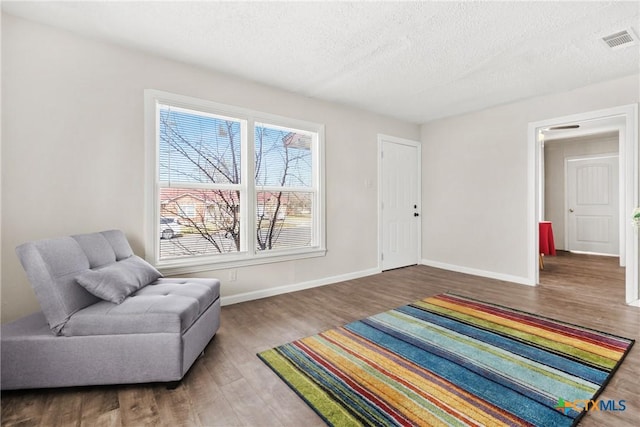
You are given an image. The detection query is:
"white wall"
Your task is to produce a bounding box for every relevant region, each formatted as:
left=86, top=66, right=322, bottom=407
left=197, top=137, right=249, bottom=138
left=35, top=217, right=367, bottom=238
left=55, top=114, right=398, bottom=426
left=421, top=74, right=639, bottom=282
left=1, top=14, right=419, bottom=323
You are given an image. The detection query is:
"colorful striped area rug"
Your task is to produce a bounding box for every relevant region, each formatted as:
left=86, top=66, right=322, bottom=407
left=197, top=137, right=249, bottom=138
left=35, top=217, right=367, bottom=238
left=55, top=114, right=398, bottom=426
left=258, top=293, right=634, bottom=426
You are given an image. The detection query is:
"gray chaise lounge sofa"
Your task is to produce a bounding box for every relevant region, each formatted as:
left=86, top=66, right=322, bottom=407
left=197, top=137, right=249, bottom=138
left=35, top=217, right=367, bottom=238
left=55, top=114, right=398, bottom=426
left=1, top=230, right=220, bottom=390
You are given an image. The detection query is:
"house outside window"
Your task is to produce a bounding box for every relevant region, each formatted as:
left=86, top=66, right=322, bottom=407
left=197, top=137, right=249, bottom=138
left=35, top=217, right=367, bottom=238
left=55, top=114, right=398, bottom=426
left=145, top=90, right=325, bottom=273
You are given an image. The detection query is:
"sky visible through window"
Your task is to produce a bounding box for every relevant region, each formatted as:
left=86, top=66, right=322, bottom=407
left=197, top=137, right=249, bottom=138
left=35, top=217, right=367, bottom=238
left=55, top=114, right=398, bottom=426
left=159, top=107, right=242, bottom=185
left=159, top=106, right=312, bottom=187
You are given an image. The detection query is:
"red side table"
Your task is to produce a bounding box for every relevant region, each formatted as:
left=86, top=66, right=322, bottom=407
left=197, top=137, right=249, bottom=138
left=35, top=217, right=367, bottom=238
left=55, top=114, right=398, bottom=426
left=539, top=221, right=556, bottom=269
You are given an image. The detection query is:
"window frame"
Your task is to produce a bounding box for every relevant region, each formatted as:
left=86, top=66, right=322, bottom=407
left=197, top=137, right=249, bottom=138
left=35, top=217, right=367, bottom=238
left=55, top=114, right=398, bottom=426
left=144, top=90, right=326, bottom=275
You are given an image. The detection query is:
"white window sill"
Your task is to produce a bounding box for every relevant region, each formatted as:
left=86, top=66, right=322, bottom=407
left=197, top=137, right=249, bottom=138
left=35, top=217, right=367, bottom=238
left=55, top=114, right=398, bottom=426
left=154, top=247, right=327, bottom=277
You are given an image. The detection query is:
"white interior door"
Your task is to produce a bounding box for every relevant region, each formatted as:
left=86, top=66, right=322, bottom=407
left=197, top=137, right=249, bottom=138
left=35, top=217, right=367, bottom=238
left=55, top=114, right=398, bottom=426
left=566, top=154, right=619, bottom=255
left=380, top=136, right=420, bottom=270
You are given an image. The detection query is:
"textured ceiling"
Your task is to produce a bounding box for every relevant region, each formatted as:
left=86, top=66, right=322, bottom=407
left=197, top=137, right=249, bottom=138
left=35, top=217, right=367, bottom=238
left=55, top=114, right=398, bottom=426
left=3, top=1, right=639, bottom=124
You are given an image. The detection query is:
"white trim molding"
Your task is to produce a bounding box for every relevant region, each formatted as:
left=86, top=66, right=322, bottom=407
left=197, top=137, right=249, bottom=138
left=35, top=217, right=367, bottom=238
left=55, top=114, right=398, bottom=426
left=220, top=267, right=381, bottom=306
left=144, top=89, right=326, bottom=273
left=421, top=259, right=533, bottom=286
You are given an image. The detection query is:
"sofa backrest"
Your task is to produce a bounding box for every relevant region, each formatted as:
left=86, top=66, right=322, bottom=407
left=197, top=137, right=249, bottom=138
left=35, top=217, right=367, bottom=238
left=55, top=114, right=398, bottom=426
left=15, top=230, right=134, bottom=334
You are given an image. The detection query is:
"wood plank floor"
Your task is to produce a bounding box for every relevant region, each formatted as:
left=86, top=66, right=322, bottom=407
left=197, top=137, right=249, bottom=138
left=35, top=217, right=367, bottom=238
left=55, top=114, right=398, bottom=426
left=2, top=252, right=638, bottom=426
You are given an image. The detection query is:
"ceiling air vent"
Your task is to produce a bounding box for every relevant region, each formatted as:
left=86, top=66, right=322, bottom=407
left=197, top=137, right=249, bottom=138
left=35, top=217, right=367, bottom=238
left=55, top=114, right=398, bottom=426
left=602, top=29, right=638, bottom=50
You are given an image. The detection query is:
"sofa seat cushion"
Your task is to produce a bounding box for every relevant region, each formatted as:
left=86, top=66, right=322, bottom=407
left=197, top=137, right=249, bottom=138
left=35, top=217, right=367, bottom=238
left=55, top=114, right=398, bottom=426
left=61, top=278, right=220, bottom=337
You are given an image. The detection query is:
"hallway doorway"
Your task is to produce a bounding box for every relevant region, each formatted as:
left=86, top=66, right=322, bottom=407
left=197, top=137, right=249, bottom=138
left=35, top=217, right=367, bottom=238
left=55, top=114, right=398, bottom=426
left=528, top=104, right=639, bottom=305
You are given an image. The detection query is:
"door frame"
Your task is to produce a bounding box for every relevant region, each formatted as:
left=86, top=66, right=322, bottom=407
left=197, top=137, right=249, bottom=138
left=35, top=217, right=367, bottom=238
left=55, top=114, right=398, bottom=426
left=377, top=134, right=422, bottom=271
left=564, top=153, right=619, bottom=255
left=527, top=104, right=639, bottom=304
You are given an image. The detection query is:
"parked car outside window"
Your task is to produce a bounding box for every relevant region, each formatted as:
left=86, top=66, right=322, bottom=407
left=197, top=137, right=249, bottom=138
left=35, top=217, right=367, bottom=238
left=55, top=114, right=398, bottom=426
left=160, top=217, right=182, bottom=240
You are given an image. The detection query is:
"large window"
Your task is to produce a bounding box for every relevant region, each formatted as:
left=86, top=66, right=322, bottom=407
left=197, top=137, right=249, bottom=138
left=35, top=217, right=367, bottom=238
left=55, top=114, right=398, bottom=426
left=145, top=90, right=325, bottom=273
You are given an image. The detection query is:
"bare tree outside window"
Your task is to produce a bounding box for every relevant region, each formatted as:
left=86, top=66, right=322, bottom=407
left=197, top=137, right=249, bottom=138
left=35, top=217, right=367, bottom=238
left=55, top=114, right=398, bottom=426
left=159, top=107, right=242, bottom=258
left=158, top=106, right=313, bottom=260
left=255, top=124, right=313, bottom=250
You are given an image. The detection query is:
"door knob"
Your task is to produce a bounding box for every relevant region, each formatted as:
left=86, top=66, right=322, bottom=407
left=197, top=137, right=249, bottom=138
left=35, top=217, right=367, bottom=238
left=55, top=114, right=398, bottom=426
left=414, top=213, right=420, bottom=217
left=569, top=208, right=574, bottom=213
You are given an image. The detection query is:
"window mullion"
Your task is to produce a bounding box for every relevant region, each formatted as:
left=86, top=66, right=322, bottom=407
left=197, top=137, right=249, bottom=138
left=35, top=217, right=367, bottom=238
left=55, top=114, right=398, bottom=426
left=159, top=182, right=243, bottom=191
left=312, top=129, right=324, bottom=248
left=244, top=118, right=255, bottom=254
left=255, top=185, right=312, bottom=193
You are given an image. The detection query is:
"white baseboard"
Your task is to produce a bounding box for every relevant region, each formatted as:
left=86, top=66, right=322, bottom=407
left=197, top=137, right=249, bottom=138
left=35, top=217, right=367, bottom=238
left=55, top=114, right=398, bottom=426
left=420, top=259, right=535, bottom=286
left=220, top=267, right=382, bottom=306
left=568, top=250, right=619, bottom=258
